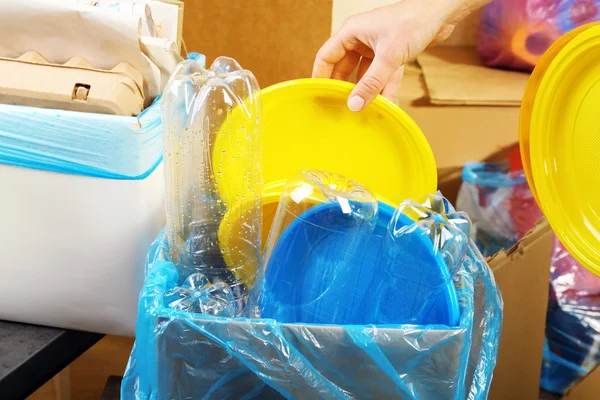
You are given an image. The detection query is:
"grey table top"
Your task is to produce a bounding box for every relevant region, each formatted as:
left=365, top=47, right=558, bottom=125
left=0, top=320, right=102, bottom=400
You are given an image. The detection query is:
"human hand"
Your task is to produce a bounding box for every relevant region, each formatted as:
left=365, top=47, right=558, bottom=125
left=313, top=0, right=489, bottom=111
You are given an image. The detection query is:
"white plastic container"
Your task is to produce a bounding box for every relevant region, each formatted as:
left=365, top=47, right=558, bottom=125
left=0, top=163, right=164, bottom=336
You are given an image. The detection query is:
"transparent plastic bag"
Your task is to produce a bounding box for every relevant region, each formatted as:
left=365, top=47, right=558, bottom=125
left=456, top=162, right=543, bottom=257
left=478, top=0, right=600, bottom=72
left=541, top=236, right=600, bottom=394
left=122, top=195, right=503, bottom=400
left=161, top=56, right=262, bottom=313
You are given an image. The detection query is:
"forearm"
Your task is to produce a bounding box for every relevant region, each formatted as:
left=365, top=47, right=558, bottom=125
left=446, top=0, right=492, bottom=20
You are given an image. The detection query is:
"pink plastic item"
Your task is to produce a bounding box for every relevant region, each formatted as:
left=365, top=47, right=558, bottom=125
left=478, top=0, right=600, bottom=71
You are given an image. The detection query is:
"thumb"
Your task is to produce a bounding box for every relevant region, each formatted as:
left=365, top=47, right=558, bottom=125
left=348, top=55, right=397, bottom=112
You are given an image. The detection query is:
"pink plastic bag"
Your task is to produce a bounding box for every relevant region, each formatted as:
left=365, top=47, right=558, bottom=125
left=478, top=0, right=600, bottom=71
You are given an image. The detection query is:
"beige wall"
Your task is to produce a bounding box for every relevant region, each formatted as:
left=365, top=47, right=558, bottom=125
left=331, top=0, right=396, bottom=33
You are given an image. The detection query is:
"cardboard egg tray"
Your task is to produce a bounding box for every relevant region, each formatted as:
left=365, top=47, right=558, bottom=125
left=0, top=51, right=144, bottom=116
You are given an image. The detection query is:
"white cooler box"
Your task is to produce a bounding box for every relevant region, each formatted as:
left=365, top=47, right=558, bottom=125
left=0, top=99, right=167, bottom=336
left=0, top=163, right=164, bottom=336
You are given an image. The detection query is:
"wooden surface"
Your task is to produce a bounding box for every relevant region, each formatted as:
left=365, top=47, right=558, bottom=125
left=183, top=0, right=333, bottom=87
left=100, top=376, right=122, bottom=400
left=28, top=336, right=133, bottom=400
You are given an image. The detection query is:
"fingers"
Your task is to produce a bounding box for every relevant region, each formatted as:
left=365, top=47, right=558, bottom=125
left=348, top=54, right=398, bottom=112
left=313, top=24, right=373, bottom=79
left=331, top=51, right=362, bottom=81
left=381, top=65, right=404, bottom=104
left=356, top=56, right=372, bottom=82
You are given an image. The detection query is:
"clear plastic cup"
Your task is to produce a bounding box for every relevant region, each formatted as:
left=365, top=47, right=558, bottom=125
left=250, top=169, right=378, bottom=324
left=161, top=56, right=262, bottom=313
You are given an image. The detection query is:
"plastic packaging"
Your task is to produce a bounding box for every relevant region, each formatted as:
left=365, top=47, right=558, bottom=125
left=541, top=236, right=600, bottom=394
left=250, top=170, right=378, bottom=325
left=478, top=0, right=600, bottom=72
left=0, top=52, right=204, bottom=179
left=122, top=195, right=503, bottom=400
left=456, top=162, right=543, bottom=257
left=362, top=195, right=470, bottom=327
left=161, top=56, right=262, bottom=313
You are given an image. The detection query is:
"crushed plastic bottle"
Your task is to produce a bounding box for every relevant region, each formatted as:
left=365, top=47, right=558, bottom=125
left=161, top=56, right=262, bottom=314
left=361, top=194, right=471, bottom=326
left=165, top=272, right=236, bottom=317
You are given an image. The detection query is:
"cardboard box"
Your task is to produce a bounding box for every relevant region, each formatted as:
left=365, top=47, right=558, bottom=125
left=182, top=0, right=333, bottom=88
left=562, top=365, right=600, bottom=399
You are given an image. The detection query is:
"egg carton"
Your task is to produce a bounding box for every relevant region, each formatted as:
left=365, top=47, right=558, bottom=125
left=0, top=51, right=144, bottom=116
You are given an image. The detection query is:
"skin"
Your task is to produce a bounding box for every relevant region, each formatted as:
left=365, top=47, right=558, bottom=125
left=312, top=0, right=492, bottom=111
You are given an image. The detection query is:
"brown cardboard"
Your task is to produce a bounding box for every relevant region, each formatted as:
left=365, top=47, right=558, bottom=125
left=396, top=54, right=521, bottom=170
left=182, top=0, right=333, bottom=88
left=444, top=8, right=481, bottom=47
left=417, top=47, right=529, bottom=106
left=563, top=365, right=600, bottom=399
left=181, top=1, right=482, bottom=89
left=487, top=220, right=553, bottom=400
left=0, top=52, right=144, bottom=116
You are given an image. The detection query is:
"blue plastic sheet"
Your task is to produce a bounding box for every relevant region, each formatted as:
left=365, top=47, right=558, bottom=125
left=0, top=52, right=205, bottom=180
left=122, top=224, right=502, bottom=398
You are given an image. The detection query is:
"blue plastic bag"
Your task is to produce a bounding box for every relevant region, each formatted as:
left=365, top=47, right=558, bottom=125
left=122, top=215, right=502, bottom=398
left=457, top=162, right=543, bottom=257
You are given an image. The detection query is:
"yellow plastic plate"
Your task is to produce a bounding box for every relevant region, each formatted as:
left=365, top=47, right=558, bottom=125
left=530, top=24, right=600, bottom=276
left=520, top=22, right=600, bottom=205
left=259, top=78, right=437, bottom=201
left=213, top=78, right=437, bottom=251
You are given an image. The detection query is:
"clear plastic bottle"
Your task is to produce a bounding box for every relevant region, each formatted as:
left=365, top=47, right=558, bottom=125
left=361, top=194, right=471, bottom=326
left=161, top=57, right=262, bottom=313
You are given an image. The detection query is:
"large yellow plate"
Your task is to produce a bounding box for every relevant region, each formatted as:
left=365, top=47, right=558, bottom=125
left=520, top=22, right=600, bottom=205
left=530, top=24, right=600, bottom=276
left=259, top=78, right=436, bottom=203
left=214, top=78, right=437, bottom=248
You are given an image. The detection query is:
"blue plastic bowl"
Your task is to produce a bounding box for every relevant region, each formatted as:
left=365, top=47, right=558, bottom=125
left=260, top=202, right=459, bottom=326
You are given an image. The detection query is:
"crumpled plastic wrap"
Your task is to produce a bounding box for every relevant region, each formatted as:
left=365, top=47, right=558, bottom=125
left=541, top=236, right=600, bottom=394
left=0, top=52, right=204, bottom=179
left=122, top=196, right=503, bottom=399
left=457, top=162, right=543, bottom=257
